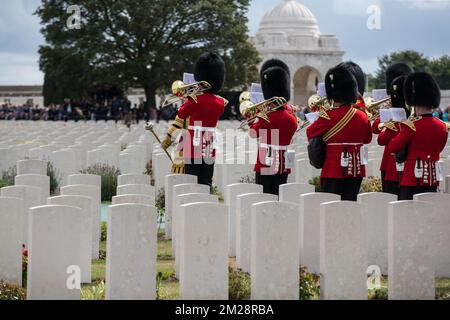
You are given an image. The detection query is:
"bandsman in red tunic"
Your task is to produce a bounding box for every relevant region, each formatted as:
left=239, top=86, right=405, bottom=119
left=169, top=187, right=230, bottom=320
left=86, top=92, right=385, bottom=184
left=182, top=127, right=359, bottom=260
left=161, top=52, right=227, bottom=187
left=373, top=62, right=413, bottom=195
left=249, top=60, right=298, bottom=195
left=307, top=64, right=372, bottom=201
left=389, top=72, right=449, bottom=200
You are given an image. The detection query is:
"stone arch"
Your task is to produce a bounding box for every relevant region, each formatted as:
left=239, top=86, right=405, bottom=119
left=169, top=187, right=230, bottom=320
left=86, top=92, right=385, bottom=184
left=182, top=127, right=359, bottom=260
left=293, top=66, right=322, bottom=106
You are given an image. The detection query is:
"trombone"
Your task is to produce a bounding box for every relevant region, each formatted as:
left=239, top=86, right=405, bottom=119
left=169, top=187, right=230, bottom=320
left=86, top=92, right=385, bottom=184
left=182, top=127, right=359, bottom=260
left=161, top=80, right=212, bottom=108
left=365, top=96, right=391, bottom=121
left=296, top=94, right=331, bottom=133
left=239, top=95, right=287, bottom=130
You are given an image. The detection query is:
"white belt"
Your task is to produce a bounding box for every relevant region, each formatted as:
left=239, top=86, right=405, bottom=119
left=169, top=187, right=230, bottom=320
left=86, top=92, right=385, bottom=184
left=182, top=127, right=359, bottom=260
left=260, top=143, right=288, bottom=151
left=188, top=125, right=216, bottom=132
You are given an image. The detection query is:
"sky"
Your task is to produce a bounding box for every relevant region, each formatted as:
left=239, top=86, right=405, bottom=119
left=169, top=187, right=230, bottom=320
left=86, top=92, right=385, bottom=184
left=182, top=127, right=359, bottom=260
left=1, top=0, right=450, bottom=85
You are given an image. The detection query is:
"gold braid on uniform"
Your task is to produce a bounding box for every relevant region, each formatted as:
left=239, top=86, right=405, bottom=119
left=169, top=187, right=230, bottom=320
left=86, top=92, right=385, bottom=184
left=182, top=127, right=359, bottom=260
left=162, top=116, right=185, bottom=150
left=402, top=116, right=422, bottom=132
left=382, top=121, right=398, bottom=132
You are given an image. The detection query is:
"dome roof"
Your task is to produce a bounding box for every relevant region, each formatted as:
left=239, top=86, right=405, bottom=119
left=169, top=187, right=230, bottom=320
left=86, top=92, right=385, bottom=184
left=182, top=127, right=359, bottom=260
left=258, top=0, right=320, bottom=37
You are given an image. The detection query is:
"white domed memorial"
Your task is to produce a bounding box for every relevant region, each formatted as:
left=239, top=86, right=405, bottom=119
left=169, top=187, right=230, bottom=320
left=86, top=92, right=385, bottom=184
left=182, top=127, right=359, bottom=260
left=255, top=0, right=344, bottom=106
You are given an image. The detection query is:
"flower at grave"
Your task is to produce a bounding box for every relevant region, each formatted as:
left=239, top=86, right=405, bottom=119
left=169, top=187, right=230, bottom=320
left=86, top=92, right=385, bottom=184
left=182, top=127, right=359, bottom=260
left=22, top=244, right=28, bottom=258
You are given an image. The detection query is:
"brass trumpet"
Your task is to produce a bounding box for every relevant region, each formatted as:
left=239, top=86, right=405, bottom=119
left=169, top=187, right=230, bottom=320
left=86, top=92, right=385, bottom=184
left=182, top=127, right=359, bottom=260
left=162, top=80, right=212, bottom=107
left=308, top=94, right=330, bottom=112
left=239, top=96, right=287, bottom=129
left=365, top=96, right=391, bottom=121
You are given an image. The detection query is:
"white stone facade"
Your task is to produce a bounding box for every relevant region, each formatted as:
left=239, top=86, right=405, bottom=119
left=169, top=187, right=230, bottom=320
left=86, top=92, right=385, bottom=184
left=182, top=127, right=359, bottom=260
left=255, top=0, right=345, bottom=106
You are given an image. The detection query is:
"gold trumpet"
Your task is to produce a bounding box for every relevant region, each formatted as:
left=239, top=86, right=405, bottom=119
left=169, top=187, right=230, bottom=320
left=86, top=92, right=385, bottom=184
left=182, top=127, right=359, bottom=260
left=308, top=94, right=330, bottom=112
left=365, top=96, right=391, bottom=121
left=239, top=96, right=287, bottom=129
left=162, top=80, right=212, bottom=107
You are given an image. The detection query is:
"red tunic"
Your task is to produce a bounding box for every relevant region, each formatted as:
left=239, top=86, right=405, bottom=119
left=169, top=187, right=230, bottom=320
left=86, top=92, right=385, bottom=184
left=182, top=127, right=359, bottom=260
left=389, top=115, right=448, bottom=187
left=306, top=105, right=373, bottom=179
left=249, top=104, right=298, bottom=175
left=377, top=122, right=402, bottom=182
left=177, top=92, right=226, bottom=159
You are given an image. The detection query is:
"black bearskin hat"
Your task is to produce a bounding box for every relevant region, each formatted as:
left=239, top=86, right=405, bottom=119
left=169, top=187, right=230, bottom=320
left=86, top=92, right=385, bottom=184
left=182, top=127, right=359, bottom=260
left=325, top=65, right=358, bottom=104
left=261, top=66, right=291, bottom=101
left=390, top=76, right=410, bottom=117
left=260, top=59, right=291, bottom=79
left=385, top=63, right=413, bottom=95
left=194, top=52, right=225, bottom=94
left=404, top=72, right=441, bottom=109
left=338, top=61, right=366, bottom=96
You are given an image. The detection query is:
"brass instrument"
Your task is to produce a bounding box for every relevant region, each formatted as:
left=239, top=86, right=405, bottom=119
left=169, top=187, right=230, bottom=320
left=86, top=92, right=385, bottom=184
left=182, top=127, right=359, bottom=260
left=365, top=96, right=391, bottom=121
left=162, top=80, right=212, bottom=107
left=308, top=94, right=330, bottom=112
left=295, top=94, right=332, bottom=133
left=239, top=96, right=287, bottom=129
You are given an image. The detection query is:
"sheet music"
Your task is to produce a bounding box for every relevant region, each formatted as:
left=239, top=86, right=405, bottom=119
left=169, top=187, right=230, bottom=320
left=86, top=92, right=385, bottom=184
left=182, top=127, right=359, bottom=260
left=372, top=89, right=388, bottom=101
left=251, top=92, right=265, bottom=104
left=183, top=73, right=195, bottom=84
left=251, top=83, right=263, bottom=93
left=317, top=83, right=326, bottom=98
left=305, top=112, right=320, bottom=124
left=390, top=108, right=407, bottom=122
left=380, top=109, right=393, bottom=123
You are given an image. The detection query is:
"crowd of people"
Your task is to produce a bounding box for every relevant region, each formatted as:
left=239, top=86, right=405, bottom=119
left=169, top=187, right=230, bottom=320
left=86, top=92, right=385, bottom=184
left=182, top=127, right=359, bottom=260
left=0, top=97, right=154, bottom=125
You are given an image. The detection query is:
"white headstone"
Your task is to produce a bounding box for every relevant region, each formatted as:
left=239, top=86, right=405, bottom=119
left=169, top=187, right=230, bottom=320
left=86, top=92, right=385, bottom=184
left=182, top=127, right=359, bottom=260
left=1, top=185, right=42, bottom=245
left=106, top=204, right=157, bottom=300
left=357, top=192, right=397, bottom=275
left=236, top=193, right=278, bottom=272
left=414, top=193, right=450, bottom=277
left=15, top=174, right=50, bottom=204
left=116, top=184, right=155, bottom=200
left=47, top=195, right=93, bottom=284
left=174, top=193, right=219, bottom=278
left=388, top=201, right=435, bottom=300
left=279, top=183, right=315, bottom=203
left=299, top=193, right=340, bottom=274
left=172, top=183, right=210, bottom=256
left=27, top=205, right=81, bottom=300
left=51, top=150, right=77, bottom=187
left=61, top=185, right=101, bottom=260
left=0, top=197, right=25, bottom=286
left=117, top=174, right=150, bottom=186
left=320, top=201, right=367, bottom=300
left=165, top=174, right=197, bottom=240
left=112, top=194, right=154, bottom=206
left=179, top=203, right=228, bottom=300
left=225, top=183, right=263, bottom=256
left=296, top=159, right=320, bottom=184
left=17, top=159, right=47, bottom=176
left=153, top=153, right=172, bottom=198
left=251, top=201, right=299, bottom=300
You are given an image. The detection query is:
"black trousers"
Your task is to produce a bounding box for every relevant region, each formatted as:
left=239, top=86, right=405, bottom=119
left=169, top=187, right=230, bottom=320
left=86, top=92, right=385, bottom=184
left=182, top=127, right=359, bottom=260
left=184, top=159, right=215, bottom=188
left=321, top=178, right=363, bottom=202
left=399, top=186, right=438, bottom=201
left=255, top=173, right=288, bottom=196
left=381, top=171, right=400, bottom=197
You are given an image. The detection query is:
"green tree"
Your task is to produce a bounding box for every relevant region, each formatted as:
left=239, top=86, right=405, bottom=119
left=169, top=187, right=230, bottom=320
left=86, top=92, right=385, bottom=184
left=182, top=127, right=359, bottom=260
left=369, top=50, right=430, bottom=90
left=428, top=55, right=450, bottom=90
left=36, top=0, right=260, bottom=106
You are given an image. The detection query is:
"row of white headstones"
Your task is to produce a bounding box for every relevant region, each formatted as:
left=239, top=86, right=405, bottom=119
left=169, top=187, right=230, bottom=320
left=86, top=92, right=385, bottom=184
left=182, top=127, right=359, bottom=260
left=1, top=121, right=449, bottom=195
left=0, top=123, right=449, bottom=299
left=1, top=157, right=450, bottom=300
